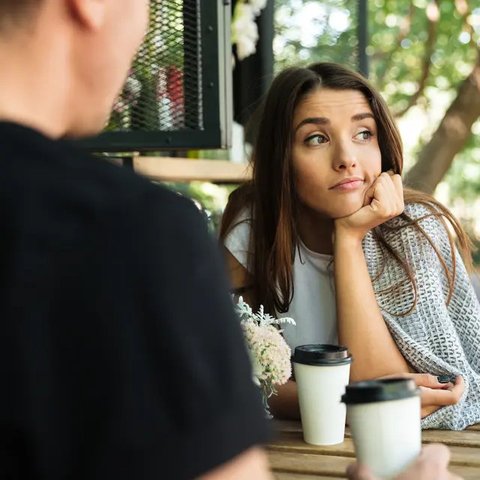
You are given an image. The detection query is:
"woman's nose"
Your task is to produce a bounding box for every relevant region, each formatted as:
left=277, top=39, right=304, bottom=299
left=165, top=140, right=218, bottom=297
left=332, top=141, right=357, bottom=170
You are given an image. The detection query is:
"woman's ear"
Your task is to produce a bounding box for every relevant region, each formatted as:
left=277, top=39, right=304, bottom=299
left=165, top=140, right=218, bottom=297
left=67, top=0, right=106, bottom=30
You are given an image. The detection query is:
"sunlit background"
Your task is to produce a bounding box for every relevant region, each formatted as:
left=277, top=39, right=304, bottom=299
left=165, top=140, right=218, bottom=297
left=165, top=0, right=480, bottom=268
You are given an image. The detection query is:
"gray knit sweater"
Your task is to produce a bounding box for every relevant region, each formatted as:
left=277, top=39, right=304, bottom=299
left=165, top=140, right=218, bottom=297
left=365, top=203, right=480, bottom=430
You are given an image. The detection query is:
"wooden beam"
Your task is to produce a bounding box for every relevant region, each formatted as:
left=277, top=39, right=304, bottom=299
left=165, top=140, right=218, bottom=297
left=133, top=156, right=252, bottom=183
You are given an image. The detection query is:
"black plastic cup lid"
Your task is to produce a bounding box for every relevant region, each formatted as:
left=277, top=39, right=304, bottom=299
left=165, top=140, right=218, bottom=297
left=292, top=344, right=352, bottom=366
left=341, top=378, right=420, bottom=405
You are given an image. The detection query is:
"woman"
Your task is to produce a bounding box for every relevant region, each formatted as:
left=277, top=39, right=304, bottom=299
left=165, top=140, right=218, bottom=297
left=220, top=62, right=480, bottom=429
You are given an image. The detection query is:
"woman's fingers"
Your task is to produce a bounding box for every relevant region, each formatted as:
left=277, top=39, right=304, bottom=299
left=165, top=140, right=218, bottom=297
left=362, top=181, right=376, bottom=208
left=419, top=376, right=464, bottom=418
left=375, top=373, right=464, bottom=419
left=337, top=169, right=404, bottom=236
left=368, top=171, right=404, bottom=219
left=411, top=373, right=445, bottom=388
left=392, top=372, right=463, bottom=394
left=409, top=373, right=458, bottom=390
left=419, top=375, right=465, bottom=407
left=389, top=171, right=405, bottom=208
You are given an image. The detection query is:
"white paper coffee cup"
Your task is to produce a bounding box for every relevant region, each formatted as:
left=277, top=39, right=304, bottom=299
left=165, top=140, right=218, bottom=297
left=293, top=344, right=352, bottom=445
left=342, top=378, right=421, bottom=479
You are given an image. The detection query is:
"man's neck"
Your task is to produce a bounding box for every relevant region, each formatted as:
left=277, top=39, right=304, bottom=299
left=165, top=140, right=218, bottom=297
left=0, top=31, right=71, bottom=138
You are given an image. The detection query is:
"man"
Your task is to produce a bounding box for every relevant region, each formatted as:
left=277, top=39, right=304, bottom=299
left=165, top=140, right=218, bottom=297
left=0, top=1, right=271, bottom=478
left=0, top=1, right=461, bottom=479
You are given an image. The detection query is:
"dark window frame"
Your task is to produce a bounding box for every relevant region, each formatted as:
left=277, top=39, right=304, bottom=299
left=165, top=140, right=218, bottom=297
left=78, top=1, right=232, bottom=153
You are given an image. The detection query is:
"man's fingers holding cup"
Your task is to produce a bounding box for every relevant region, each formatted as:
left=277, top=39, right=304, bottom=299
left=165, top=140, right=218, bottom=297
left=348, top=445, right=459, bottom=480
left=346, top=462, right=378, bottom=480
left=396, top=444, right=453, bottom=480
left=419, top=444, right=451, bottom=468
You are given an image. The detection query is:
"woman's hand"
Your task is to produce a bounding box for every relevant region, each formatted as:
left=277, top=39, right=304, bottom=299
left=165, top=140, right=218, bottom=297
left=413, top=374, right=465, bottom=418
left=334, top=171, right=404, bottom=243
left=379, top=373, right=465, bottom=418
left=332, top=171, right=411, bottom=380
left=347, top=444, right=462, bottom=480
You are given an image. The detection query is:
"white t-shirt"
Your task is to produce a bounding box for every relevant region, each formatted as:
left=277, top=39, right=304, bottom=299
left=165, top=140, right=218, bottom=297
left=224, top=212, right=338, bottom=350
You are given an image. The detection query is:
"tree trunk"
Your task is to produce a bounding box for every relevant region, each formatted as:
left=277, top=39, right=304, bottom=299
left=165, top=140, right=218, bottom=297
left=405, top=51, right=480, bottom=194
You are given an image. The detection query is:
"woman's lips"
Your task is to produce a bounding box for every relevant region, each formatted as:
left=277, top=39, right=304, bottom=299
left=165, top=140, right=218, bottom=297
left=330, top=179, right=364, bottom=191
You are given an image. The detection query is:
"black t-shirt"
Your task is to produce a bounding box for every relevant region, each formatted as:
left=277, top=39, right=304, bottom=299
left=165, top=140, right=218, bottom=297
left=0, top=122, right=270, bottom=479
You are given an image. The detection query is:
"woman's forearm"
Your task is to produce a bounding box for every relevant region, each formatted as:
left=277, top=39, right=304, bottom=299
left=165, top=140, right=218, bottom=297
left=334, top=233, right=410, bottom=381
left=268, top=380, right=301, bottom=420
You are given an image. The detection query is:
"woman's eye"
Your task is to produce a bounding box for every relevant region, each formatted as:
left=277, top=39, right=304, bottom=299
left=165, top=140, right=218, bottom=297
left=356, top=130, right=373, bottom=141
left=305, top=134, right=328, bottom=146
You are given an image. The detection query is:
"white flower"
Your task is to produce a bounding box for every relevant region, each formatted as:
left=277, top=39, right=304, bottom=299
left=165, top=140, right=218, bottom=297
left=235, top=297, right=295, bottom=400
left=232, top=3, right=258, bottom=61
left=236, top=297, right=295, bottom=328
left=249, top=0, right=268, bottom=15
left=231, top=0, right=268, bottom=61
left=231, top=3, right=256, bottom=41
left=236, top=35, right=257, bottom=61
left=241, top=322, right=292, bottom=386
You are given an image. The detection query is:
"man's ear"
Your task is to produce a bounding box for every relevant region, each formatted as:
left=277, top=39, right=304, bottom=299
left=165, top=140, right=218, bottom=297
left=67, top=0, right=106, bottom=30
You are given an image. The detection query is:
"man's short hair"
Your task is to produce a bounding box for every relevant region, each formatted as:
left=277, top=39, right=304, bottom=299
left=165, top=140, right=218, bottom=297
left=0, top=0, right=42, bottom=32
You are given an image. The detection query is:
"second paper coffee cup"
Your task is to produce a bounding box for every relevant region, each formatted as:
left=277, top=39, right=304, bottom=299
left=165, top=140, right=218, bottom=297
left=292, top=344, right=352, bottom=445
left=342, top=378, right=421, bottom=479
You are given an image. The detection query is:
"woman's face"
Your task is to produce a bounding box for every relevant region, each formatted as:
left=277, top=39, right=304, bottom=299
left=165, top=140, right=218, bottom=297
left=292, top=87, right=382, bottom=220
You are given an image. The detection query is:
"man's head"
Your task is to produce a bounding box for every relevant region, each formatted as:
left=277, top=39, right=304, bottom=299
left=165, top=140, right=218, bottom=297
left=0, top=0, right=41, bottom=31
left=0, top=0, right=149, bottom=137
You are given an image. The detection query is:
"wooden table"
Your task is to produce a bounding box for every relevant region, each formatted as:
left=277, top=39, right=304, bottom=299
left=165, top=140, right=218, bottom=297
left=267, top=420, right=480, bottom=479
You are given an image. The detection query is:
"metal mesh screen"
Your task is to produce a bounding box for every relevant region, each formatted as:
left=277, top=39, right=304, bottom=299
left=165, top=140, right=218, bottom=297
left=106, top=0, right=202, bottom=133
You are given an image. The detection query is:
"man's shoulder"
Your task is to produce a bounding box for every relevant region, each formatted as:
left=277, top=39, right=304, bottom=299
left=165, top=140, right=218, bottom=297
left=0, top=121, right=200, bottom=232
left=82, top=156, right=193, bottom=213
left=85, top=162, right=203, bottom=240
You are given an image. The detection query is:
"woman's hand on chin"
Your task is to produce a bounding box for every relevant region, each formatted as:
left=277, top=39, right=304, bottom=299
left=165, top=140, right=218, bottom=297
left=334, top=171, right=404, bottom=243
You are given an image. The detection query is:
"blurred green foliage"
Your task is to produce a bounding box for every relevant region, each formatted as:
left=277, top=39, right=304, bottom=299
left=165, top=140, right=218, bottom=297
left=274, top=0, right=359, bottom=70
left=273, top=0, right=480, bottom=202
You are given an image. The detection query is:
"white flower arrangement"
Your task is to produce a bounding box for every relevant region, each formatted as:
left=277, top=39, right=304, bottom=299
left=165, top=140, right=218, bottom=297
left=235, top=297, right=295, bottom=415
left=231, top=0, right=268, bottom=61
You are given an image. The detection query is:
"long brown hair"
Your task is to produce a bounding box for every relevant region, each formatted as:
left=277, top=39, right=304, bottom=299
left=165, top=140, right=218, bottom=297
left=220, top=62, right=472, bottom=315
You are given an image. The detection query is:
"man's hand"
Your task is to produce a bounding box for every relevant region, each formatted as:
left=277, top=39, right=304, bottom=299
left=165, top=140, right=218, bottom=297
left=347, top=444, right=463, bottom=480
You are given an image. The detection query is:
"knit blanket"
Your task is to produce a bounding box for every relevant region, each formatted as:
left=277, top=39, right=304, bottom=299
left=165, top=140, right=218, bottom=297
left=365, top=203, right=480, bottom=430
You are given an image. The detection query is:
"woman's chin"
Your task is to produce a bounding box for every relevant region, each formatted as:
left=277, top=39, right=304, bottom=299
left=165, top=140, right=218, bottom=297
left=331, top=203, right=365, bottom=220
left=300, top=198, right=365, bottom=220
